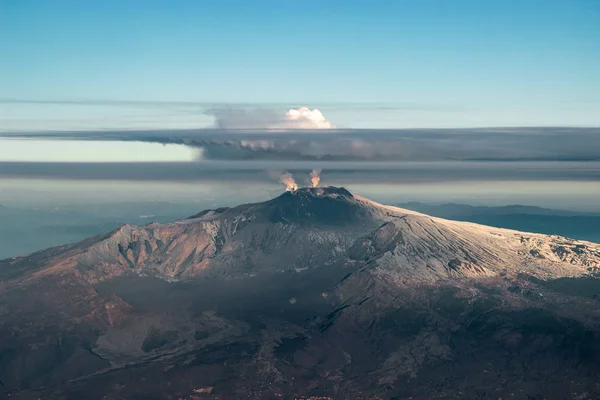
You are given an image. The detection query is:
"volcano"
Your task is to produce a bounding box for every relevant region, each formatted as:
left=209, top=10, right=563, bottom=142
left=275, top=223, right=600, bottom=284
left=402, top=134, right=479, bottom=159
left=1, top=187, right=600, bottom=399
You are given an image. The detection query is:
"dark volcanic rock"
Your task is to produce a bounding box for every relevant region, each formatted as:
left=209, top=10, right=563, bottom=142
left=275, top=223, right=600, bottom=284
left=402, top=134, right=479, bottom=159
left=263, top=187, right=364, bottom=225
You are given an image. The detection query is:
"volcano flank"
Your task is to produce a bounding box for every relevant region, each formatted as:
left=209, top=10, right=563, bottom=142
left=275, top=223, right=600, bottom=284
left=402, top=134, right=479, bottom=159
left=1, top=187, right=600, bottom=399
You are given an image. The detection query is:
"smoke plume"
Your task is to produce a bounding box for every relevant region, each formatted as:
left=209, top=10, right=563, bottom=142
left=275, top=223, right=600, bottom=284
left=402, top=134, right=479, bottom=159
left=280, top=172, right=298, bottom=191
left=309, top=168, right=321, bottom=188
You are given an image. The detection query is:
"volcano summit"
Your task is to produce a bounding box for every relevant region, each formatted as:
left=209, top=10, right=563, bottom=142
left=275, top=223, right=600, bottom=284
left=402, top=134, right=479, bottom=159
left=1, top=187, right=600, bottom=399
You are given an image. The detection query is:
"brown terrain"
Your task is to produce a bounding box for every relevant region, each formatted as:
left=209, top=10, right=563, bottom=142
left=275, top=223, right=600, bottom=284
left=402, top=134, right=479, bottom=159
left=1, top=187, right=600, bottom=399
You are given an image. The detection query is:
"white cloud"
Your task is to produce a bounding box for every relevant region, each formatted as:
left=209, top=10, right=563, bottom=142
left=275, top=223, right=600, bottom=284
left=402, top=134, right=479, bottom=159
left=209, top=106, right=335, bottom=130
left=285, top=107, right=334, bottom=129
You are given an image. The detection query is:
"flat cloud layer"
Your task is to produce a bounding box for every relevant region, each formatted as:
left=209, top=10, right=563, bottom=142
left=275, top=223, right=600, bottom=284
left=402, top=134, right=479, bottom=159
left=1, top=160, right=599, bottom=183
left=2, top=126, right=600, bottom=189
left=8, top=127, right=599, bottom=162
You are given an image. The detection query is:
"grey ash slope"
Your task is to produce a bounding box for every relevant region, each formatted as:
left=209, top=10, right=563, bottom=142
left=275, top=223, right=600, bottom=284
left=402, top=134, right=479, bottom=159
left=1, top=187, right=600, bottom=399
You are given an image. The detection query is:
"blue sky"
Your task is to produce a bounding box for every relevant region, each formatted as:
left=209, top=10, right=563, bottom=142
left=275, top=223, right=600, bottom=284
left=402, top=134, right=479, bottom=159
left=1, top=0, right=600, bottom=128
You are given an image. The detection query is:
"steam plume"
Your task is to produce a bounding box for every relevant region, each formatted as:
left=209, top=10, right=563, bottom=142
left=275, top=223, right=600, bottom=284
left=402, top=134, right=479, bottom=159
left=309, top=168, right=321, bottom=188
left=280, top=172, right=298, bottom=192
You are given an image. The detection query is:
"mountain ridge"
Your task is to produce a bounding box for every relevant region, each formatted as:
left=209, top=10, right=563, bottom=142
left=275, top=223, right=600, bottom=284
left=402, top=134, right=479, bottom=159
left=4, top=187, right=599, bottom=287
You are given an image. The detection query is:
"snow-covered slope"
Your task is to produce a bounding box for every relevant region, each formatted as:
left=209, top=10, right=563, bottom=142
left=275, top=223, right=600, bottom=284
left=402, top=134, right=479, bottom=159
left=6, top=186, right=598, bottom=286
